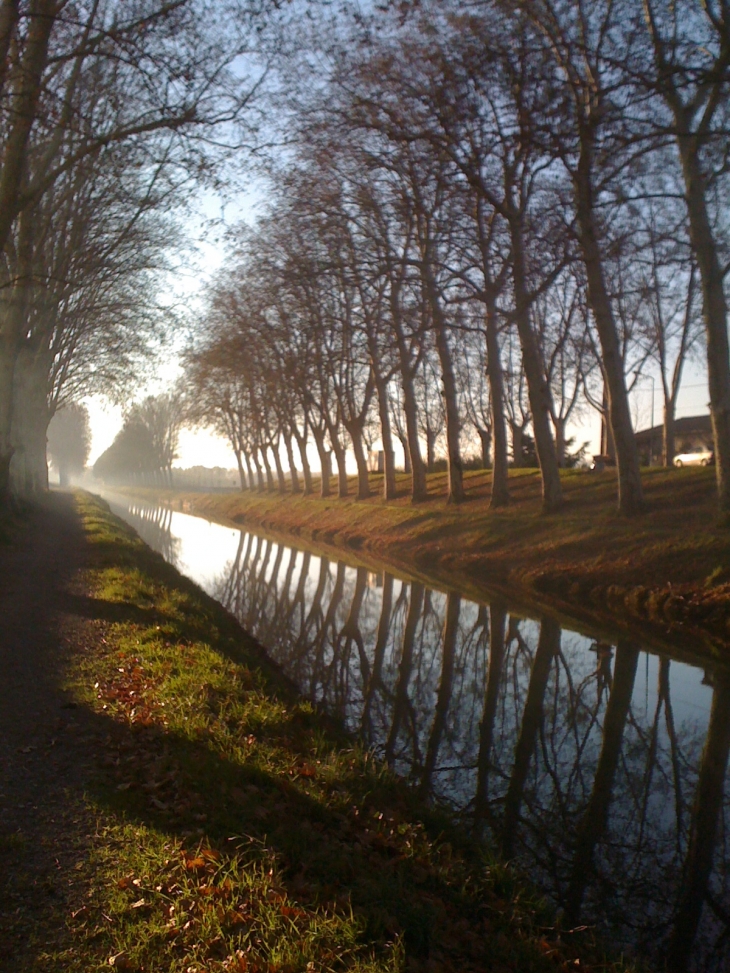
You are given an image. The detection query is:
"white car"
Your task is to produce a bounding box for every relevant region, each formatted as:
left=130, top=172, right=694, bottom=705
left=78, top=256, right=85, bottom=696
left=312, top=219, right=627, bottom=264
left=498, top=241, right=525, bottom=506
left=673, top=448, right=714, bottom=468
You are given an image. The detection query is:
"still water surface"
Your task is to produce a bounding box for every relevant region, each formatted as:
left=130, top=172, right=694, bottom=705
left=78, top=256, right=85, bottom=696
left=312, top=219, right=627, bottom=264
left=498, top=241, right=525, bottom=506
left=103, top=493, right=730, bottom=972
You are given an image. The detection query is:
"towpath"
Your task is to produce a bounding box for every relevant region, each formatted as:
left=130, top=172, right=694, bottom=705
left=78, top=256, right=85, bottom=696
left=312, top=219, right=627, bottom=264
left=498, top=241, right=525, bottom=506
left=0, top=493, right=99, bottom=971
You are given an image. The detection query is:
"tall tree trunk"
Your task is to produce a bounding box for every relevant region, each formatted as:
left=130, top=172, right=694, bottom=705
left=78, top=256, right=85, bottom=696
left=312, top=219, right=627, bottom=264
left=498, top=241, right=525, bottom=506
left=510, top=220, right=563, bottom=510
left=10, top=347, right=50, bottom=497
left=260, top=447, right=274, bottom=491
left=425, top=428, right=436, bottom=473
left=663, top=404, right=676, bottom=468
left=234, top=450, right=247, bottom=491
left=0, top=220, right=33, bottom=506
left=599, top=384, right=616, bottom=459
left=511, top=422, right=525, bottom=468
left=554, top=417, right=566, bottom=469
left=372, top=364, right=397, bottom=500
left=347, top=421, right=370, bottom=500
left=390, top=282, right=427, bottom=501
left=399, top=433, right=412, bottom=474
left=575, top=138, right=643, bottom=515
left=271, top=440, right=287, bottom=494
left=242, top=452, right=253, bottom=491
left=675, top=143, right=730, bottom=514
left=0, top=342, right=16, bottom=506
left=250, top=450, right=264, bottom=492
left=477, top=427, right=491, bottom=469
left=292, top=425, right=312, bottom=495
left=329, top=432, right=348, bottom=499
left=0, top=0, right=58, bottom=256
left=284, top=431, right=301, bottom=494
left=311, top=426, right=331, bottom=498
left=433, top=314, right=466, bottom=505
left=477, top=206, right=510, bottom=508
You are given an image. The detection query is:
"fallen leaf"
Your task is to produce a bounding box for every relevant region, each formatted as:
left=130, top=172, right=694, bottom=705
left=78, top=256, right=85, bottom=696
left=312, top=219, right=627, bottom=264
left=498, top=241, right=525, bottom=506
left=108, top=953, right=134, bottom=970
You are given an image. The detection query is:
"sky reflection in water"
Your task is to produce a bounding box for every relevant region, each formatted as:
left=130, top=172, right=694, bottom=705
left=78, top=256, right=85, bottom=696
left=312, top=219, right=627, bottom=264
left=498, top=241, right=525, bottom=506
left=104, top=495, right=730, bottom=973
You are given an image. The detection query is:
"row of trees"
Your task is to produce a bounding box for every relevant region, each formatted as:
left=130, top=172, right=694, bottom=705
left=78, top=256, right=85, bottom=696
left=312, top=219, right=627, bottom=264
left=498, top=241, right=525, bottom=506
left=0, top=0, right=280, bottom=509
left=93, top=393, right=184, bottom=487
left=186, top=0, right=727, bottom=517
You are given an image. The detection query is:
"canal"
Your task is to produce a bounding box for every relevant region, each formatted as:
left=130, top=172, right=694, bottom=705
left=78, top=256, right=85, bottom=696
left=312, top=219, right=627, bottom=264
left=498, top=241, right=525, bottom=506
left=102, top=492, right=730, bottom=972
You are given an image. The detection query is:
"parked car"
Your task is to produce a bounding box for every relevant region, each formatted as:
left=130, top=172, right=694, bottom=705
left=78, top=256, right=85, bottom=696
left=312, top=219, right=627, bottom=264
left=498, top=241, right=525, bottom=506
left=673, top=447, right=714, bottom=467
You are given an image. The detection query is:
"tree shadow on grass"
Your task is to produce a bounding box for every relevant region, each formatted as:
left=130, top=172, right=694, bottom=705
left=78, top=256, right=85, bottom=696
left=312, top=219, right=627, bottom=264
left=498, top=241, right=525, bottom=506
left=75, top=702, right=486, bottom=968
left=62, top=592, right=167, bottom=627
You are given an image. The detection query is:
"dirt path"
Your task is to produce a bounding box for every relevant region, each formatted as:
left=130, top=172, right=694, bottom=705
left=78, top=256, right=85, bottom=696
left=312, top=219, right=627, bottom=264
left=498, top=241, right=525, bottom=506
left=0, top=492, right=101, bottom=971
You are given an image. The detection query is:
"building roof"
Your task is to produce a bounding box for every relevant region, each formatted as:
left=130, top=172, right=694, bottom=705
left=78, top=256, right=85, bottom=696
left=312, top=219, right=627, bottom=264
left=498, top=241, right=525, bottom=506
left=635, top=414, right=712, bottom=444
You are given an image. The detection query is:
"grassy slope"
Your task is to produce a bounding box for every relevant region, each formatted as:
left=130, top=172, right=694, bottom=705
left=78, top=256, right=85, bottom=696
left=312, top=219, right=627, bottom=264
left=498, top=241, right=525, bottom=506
left=52, top=492, right=634, bottom=973
left=116, top=467, right=730, bottom=654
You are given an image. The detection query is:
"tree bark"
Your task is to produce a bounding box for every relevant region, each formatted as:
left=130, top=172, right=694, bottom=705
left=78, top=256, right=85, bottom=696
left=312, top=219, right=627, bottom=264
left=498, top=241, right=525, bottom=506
left=311, top=426, right=331, bottom=498
left=476, top=204, right=510, bottom=507
left=371, top=359, right=397, bottom=500
left=477, top=427, right=491, bottom=469
left=250, top=450, right=264, bottom=492
left=510, top=422, right=525, bottom=468
left=0, top=0, right=58, bottom=257
left=554, top=417, right=566, bottom=469
left=675, top=142, right=730, bottom=514
left=510, top=219, right=563, bottom=510
left=433, top=318, right=465, bottom=503
left=284, top=431, right=301, bottom=494
left=425, top=428, right=436, bottom=472
left=575, top=137, right=643, bottom=515
left=0, top=210, right=34, bottom=506
left=271, top=440, right=287, bottom=494
left=9, top=345, right=50, bottom=497
left=330, top=436, right=349, bottom=499
left=0, top=342, right=16, bottom=506
left=346, top=420, right=370, bottom=500
left=390, top=282, right=427, bottom=500
left=242, top=452, right=253, bottom=491
left=292, top=425, right=313, bottom=495
left=260, top=446, right=275, bottom=491
left=663, top=404, right=675, bottom=468
left=234, top=450, right=247, bottom=491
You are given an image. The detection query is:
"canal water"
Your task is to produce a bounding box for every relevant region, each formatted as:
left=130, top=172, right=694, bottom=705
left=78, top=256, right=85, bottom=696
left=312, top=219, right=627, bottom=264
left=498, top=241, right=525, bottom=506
left=103, top=493, right=730, bottom=972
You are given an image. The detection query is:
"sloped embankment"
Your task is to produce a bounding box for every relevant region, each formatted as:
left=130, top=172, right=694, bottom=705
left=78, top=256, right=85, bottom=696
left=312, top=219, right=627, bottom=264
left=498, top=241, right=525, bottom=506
left=115, top=466, right=730, bottom=655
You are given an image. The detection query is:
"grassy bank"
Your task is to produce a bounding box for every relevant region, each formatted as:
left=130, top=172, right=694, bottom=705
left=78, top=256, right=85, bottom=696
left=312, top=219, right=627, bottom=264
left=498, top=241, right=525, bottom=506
left=114, top=466, right=730, bottom=653
left=51, top=491, right=632, bottom=972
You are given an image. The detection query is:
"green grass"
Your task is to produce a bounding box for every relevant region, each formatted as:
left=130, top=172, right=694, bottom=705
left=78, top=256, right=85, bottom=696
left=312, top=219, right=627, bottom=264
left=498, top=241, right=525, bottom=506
left=48, top=492, right=637, bottom=973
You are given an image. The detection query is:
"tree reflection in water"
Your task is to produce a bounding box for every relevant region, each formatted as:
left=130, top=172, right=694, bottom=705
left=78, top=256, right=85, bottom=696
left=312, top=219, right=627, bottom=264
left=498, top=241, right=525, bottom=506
left=108, top=501, right=730, bottom=972
left=119, top=503, right=181, bottom=565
